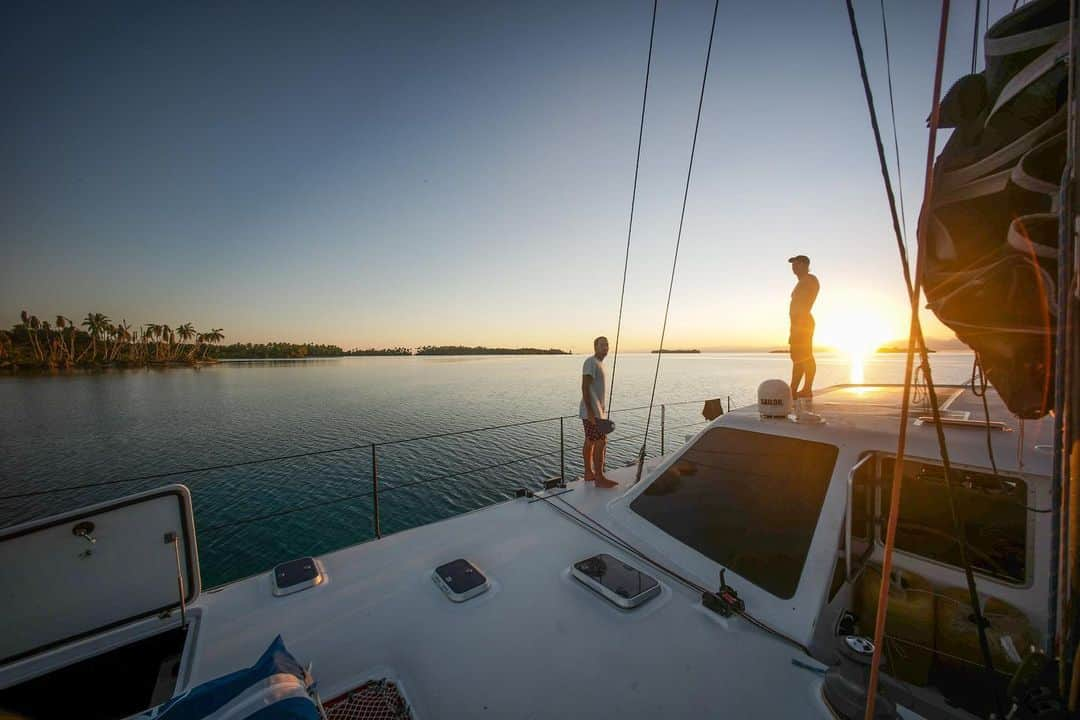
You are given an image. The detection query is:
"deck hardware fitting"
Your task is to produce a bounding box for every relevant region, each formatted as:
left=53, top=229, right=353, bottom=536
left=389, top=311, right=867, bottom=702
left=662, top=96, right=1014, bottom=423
left=702, top=569, right=745, bottom=617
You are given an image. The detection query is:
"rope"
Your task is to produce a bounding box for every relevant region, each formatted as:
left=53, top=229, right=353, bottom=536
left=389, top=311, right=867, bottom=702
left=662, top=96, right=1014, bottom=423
left=848, top=0, right=1003, bottom=715
left=607, top=0, right=659, bottom=414
left=530, top=489, right=808, bottom=653
left=880, top=0, right=909, bottom=245
left=846, top=0, right=914, bottom=298
left=635, top=0, right=720, bottom=484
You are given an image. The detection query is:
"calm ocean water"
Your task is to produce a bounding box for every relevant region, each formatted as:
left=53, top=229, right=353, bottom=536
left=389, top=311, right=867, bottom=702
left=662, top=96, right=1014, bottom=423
left=0, top=351, right=975, bottom=586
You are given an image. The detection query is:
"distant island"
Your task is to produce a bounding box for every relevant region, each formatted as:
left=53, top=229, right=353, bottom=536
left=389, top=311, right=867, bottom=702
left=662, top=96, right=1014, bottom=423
left=650, top=349, right=700, bottom=354
left=875, top=345, right=936, bottom=353
left=345, top=347, right=412, bottom=356
left=415, top=345, right=569, bottom=356
left=766, top=345, right=936, bottom=354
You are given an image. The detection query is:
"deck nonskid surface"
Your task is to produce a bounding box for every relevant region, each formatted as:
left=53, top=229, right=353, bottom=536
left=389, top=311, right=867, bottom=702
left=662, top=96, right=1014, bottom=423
left=189, top=468, right=830, bottom=718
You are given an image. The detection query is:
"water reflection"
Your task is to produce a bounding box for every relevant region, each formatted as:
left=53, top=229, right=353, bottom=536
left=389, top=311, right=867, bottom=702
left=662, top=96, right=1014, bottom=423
left=849, top=351, right=865, bottom=384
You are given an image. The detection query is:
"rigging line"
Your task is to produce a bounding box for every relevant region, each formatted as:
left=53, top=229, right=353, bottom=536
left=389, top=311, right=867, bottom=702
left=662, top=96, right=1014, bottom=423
left=537, top=490, right=807, bottom=653
left=972, top=0, right=983, bottom=73
left=863, top=0, right=1003, bottom=716
left=635, top=0, right=720, bottom=484
left=846, top=0, right=914, bottom=299
left=881, top=0, right=910, bottom=245
left=608, top=0, right=659, bottom=414
left=970, top=355, right=1052, bottom=513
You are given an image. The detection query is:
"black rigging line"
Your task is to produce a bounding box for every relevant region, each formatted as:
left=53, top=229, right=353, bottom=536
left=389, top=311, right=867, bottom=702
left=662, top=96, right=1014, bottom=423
left=970, top=355, right=1052, bottom=513
left=972, top=0, right=983, bottom=73
left=608, top=0, right=659, bottom=413
left=530, top=488, right=808, bottom=653
left=636, top=0, right=720, bottom=483
left=880, top=0, right=909, bottom=244
left=845, top=0, right=1002, bottom=709
left=847, top=0, right=914, bottom=296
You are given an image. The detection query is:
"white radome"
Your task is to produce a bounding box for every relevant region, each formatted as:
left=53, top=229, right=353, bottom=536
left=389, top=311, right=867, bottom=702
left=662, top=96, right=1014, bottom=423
left=757, top=379, right=792, bottom=418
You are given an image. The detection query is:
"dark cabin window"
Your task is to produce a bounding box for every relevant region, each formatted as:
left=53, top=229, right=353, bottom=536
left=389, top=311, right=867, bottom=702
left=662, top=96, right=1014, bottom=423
left=629, top=428, right=838, bottom=599
left=880, top=458, right=1027, bottom=584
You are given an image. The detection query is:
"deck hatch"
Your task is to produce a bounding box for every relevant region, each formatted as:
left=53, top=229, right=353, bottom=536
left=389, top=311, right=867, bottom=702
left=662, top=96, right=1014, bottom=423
left=0, top=484, right=199, bottom=665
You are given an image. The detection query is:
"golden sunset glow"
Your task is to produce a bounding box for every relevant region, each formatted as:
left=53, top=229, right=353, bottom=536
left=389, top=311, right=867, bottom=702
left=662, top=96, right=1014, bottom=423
left=815, top=295, right=906, bottom=384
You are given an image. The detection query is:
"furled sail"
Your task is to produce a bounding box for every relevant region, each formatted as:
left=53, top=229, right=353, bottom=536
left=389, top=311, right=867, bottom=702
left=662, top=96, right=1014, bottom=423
left=921, top=0, right=1068, bottom=418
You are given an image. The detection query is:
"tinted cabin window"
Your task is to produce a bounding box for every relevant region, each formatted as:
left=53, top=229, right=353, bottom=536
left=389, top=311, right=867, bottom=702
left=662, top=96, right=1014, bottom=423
left=629, top=428, right=838, bottom=599
left=881, top=459, right=1027, bottom=584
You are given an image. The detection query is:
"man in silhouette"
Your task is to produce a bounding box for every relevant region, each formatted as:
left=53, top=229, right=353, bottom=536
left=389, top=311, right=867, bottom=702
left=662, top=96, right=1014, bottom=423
left=788, top=255, right=820, bottom=402
left=580, top=336, right=615, bottom=488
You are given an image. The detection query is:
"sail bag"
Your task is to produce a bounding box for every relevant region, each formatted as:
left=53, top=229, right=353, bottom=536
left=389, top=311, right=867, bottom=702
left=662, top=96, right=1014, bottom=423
left=921, top=0, right=1068, bottom=418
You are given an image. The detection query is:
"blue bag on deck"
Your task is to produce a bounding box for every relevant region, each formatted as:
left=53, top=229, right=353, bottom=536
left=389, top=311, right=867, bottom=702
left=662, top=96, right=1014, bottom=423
left=136, top=635, right=320, bottom=720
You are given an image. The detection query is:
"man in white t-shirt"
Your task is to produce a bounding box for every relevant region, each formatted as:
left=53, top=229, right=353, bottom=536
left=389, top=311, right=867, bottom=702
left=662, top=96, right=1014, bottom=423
left=580, top=336, right=615, bottom=488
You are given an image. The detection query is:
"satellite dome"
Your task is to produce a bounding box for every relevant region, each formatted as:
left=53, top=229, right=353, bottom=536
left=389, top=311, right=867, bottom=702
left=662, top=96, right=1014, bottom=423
left=757, top=379, right=792, bottom=418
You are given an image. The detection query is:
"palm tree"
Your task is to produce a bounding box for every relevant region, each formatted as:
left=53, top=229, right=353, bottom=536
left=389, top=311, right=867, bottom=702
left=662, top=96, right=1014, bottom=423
left=60, top=316, right=76, bottom=361
left=79, top=312, right=109, bottom=362
left=18, top=311, right=44, bottom=363
left=53, top=316, right=70, bottom=363
left=202, top=328, right=224, bottom=358
left=40, top=320, right=57, bottom=365
left=28, top=315, right=45, bottom=363
left=162, top=325, right=175, bottom=361
left=108, top=321, right=131, bottom=362
left=175, top=322, right=195, bottom=361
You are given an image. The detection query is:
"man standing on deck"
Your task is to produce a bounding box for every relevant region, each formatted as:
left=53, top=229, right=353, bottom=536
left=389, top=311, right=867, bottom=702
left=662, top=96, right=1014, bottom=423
left=788, top=255, right=820, bottom=404
left=581, top=336, right=616, bottom=488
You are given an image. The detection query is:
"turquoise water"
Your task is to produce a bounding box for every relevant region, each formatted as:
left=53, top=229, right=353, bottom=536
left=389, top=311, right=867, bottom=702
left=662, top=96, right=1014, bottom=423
left=0, top=351, right=975, bottom=587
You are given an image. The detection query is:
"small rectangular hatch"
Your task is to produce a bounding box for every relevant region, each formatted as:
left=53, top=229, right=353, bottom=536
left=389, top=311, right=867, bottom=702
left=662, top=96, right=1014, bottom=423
left=0, top=484, right=200, bottom=665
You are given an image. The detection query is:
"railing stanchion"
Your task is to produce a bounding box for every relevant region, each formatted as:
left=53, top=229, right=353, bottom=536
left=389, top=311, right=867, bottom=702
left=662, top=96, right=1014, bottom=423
left=727, top=395, right=731, bottom=413
left=660, top=404, right=666, bottom=454
left=559, top=417, right=566, bottom=482
left=371, top=444, right=381, bottom=539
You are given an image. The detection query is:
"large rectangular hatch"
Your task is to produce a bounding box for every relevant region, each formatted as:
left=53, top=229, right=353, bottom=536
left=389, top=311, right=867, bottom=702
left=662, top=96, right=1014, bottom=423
left=0, top=485, right=200, bottom=665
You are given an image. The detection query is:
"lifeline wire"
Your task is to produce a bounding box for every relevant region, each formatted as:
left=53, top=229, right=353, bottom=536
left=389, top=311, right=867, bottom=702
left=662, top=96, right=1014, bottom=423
left=0, top=398, right=714, bottom=501
left=607, top=0, right=659, bottom=414
left=635, top=0, right=720, bottom=484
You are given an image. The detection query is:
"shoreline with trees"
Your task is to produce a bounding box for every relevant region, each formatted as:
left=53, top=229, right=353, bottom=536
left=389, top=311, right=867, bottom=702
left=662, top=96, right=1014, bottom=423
left=1, top=311, right=226, bottom=371
left=1, top=314, right=571, bottom=372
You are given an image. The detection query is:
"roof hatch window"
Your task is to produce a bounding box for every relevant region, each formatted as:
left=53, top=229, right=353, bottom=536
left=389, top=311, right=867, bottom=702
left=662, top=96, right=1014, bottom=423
left=629, top=428, right=838, bottom=599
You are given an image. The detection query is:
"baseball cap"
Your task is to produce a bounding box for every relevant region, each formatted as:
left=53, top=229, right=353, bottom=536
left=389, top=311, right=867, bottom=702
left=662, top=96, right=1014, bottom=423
left=788, top=255, right=810, bottom=264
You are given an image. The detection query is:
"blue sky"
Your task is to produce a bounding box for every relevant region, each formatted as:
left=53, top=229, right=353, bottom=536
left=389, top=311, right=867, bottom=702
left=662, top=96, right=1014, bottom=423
left=1, top=1, right=1000, bottom=351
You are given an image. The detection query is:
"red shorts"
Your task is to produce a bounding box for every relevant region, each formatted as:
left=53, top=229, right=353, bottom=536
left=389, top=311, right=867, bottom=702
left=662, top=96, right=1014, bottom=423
left=583, top=419, right=605, bottom=441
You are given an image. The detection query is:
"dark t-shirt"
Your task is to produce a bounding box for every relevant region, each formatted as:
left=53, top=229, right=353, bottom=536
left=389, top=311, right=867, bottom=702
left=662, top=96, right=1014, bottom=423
left=790, top=274, right=819, bottom=330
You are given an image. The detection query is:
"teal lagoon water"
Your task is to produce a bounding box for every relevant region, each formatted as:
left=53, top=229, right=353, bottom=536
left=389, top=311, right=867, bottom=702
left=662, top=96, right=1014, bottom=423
left=0, top=351, right=975, bottom=586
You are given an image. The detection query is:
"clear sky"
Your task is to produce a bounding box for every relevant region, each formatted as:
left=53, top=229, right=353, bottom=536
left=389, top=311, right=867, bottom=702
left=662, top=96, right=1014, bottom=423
left=1, top=1, right=1001, bottom=352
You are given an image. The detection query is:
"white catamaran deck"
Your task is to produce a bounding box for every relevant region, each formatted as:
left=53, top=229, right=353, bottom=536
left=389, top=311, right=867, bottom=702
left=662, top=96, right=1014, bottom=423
left=189, top=464, right=833, bottom=718
left=1, top=384, right=1056, bottom=719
